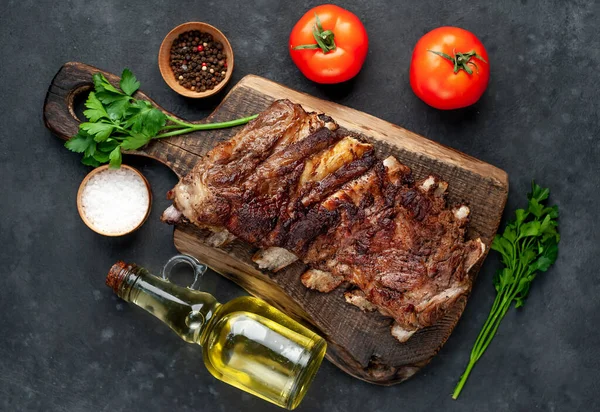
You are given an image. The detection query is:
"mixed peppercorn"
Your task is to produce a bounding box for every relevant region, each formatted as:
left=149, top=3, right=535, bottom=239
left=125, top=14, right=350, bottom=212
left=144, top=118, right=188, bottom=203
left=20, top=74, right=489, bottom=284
left=170, top=30, right=228, bottom=92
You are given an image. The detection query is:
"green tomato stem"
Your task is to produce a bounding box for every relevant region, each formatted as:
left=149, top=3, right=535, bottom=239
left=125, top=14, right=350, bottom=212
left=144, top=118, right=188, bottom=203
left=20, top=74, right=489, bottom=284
left=427, top=49, right=487, bottom=75
left=292, top=13, right=337, bottom=54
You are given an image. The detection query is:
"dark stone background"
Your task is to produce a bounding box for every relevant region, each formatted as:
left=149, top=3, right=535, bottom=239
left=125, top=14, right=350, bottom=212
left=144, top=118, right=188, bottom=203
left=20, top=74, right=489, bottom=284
left=1, top=0, right=598, bottom=411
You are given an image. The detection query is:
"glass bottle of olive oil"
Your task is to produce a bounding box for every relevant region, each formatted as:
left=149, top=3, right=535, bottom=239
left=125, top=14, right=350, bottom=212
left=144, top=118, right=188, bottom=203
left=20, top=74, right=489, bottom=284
left=106, top=255, right=326, bottom=410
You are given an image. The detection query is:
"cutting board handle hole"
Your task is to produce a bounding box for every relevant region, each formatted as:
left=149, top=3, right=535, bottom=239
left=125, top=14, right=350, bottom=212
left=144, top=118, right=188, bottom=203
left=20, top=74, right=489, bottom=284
left=69, top=85, right=93, bottom=124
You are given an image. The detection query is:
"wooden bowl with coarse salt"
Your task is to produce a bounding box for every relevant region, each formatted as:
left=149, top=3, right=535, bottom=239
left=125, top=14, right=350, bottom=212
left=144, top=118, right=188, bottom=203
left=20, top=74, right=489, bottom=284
left=158, top=22, right=234, bottom=98
left=76, top=165, right=152, bottom=237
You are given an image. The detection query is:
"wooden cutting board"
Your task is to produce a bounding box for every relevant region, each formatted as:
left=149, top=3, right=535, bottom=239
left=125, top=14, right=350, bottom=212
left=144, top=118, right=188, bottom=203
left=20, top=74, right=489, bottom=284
left=44, top=62, right=508, bottom=385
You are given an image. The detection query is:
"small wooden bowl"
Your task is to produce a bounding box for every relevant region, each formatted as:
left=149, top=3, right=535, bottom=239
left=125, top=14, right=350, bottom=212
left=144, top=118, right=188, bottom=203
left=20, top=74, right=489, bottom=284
left=77, top=165, right=152, bottom=237
left=158, top=22, right=234, bottom=98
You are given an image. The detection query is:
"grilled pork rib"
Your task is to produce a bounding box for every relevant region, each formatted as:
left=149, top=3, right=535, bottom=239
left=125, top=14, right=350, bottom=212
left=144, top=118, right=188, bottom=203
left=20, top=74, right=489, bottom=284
left=162, top=100, right=485, bottom=342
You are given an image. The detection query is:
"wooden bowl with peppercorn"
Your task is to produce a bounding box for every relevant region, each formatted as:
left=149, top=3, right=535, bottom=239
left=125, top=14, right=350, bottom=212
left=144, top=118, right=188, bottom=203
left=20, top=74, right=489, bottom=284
left=159, top=22, right=234, bottom=98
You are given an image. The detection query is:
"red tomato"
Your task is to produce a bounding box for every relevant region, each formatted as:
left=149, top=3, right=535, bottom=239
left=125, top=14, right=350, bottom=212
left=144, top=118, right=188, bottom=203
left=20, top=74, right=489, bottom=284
left=410, top=27, right=490, bottom=110
left=289, top=4, right=368, bottom=84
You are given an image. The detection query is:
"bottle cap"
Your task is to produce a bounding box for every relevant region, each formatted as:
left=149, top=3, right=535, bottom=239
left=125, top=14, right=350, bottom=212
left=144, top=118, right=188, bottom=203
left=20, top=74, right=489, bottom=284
left=106, top=261, right=133, bottom=294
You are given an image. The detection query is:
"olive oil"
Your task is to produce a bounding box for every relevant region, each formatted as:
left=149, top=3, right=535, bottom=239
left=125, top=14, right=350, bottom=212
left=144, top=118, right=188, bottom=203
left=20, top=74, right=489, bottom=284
left=107, top=259, right=326, bottom=410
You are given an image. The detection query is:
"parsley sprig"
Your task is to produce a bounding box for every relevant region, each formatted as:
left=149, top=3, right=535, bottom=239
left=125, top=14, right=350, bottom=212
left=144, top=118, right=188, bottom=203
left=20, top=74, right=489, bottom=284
left=65, top=68, right=258, bottom=168
left=452, top=181, right=560, bottom=399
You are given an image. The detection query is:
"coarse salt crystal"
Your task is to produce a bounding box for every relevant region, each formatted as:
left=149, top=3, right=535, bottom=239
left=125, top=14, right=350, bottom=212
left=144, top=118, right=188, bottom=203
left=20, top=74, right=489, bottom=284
left=80, top=167, right=150, bottom=235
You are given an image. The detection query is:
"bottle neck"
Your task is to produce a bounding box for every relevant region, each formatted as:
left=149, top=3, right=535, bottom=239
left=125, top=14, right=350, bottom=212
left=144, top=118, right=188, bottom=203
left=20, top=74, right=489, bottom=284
left=106, top=261, right=220, bottom=345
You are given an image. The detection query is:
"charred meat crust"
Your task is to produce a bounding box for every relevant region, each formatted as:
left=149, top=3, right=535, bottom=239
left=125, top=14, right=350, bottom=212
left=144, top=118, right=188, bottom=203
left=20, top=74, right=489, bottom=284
left=163, top=99, right=486, bottom=338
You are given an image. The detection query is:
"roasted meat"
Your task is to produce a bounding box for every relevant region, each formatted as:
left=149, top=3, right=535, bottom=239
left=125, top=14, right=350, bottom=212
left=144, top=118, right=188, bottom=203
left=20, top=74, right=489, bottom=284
left=162, top=100, right=485, bottom=342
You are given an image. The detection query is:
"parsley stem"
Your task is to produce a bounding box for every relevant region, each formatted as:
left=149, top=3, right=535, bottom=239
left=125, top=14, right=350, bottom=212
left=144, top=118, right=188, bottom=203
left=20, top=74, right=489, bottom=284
left=155, top=114, right=258, bottom=139
left=471, top=292, right=505, bottom=353
left=165, top=115, right=192, bottom=127
left=453, top=295, right=512, bottom=399
left=454, top=272, right=527, bottom=399
left=455, top=259, right=531, bottom=399
left=153, top=128, right=197, bottom=139
left=112, top=124, right=128, bottom=132
left=473, top=297, right=510, bottom=356
left=452, top=358, right=475, bottom=399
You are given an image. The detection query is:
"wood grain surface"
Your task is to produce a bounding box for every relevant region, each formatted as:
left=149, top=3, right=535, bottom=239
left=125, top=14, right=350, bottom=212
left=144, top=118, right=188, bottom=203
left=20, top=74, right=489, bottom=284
left=44, top=62, right=508, bottom=385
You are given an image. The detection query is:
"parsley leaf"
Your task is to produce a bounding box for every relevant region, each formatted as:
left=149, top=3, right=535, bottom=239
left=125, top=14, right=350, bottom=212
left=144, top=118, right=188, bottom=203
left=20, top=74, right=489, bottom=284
left=92, top=73, right=121, bottom=94
left=92, top=150, right=110, bottom=163
left=81, top=155, right=101, bottom=167
left=83, top=92, right=108, bottom=122
left=108, top=147, right=122, bottom=168
left=106, top=97, right=131, bottom=121
left=84, top=141, right=96, bottom=158
left=120, top=134, right=151, bottom=151
left=142, top=108, right=167, bottom=137
left=120, top=68, right=140, bottom=96
left=65, top=131, right=94, bottom=153
left=95, top=91, right=127, bottom=105
left=123, top=104, right=166, bottom=137
left=80, top=122, right=114, bottom=142
left=97, top=139, right=120, bottom=153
